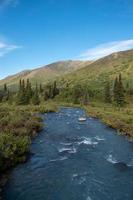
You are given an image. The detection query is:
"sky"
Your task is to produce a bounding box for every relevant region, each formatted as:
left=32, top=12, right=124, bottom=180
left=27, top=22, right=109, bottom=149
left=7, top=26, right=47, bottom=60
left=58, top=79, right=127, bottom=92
left=0, top=0, right=133, bottom=79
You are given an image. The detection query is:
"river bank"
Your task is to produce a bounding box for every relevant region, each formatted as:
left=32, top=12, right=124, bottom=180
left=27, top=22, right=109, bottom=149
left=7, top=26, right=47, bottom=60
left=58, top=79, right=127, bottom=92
left=83, top=102, right=133, bottom=139
left=1, top=101, right=133, bottom=199
left=58, top=101, right=133, bottom=139
left=3, top=107, right=133, bottom=200
left=0, top=103, right=58, bottom=200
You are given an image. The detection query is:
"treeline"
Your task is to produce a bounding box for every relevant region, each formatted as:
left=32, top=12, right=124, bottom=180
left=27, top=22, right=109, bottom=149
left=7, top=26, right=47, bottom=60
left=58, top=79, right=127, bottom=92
left=59, top=73, right=132, bottom=107
left=0, top=74, right=132, bottom=107
left=0, top=79, right=59, bottom=105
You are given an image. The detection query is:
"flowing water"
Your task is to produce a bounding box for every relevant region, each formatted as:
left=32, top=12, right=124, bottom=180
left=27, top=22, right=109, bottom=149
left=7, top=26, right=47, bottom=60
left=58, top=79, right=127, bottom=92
left=3, top=108, right=133, bottom=200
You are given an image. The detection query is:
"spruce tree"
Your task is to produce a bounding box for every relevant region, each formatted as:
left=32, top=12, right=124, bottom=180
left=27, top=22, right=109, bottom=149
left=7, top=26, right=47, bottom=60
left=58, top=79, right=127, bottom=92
left=48, top=82, right=57, bottom=99
left=53, top=81, right=56, bottom=97
left=113, top=74, right=125, bottom=107
left=118, top=73, right=125, bottom=107
left=113, top=77, right=119, bottom=105
left=39, top=84, right=43, bottom=93
left=4, top=84, right=7, bottom=92
left=19, top=79, right=22, bottom=90
left=2, top=84, right=8, bottom=102
left=32, top=83, right=40, bottom=105
left=17, top=79, right=27, bottom=105
left=104, top=81, right=111, bottom=103
left=25, top=79, right=32, bottom=104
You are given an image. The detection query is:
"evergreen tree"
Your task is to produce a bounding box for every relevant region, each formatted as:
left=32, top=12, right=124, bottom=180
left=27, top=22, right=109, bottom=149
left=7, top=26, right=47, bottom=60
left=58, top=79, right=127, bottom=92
left=52, top=81, right=59, bottom=98
left=19, top=79, right=22, bottom=90
left=25, top=79, right=32, bottom=104
left=39, top=84, right=43, bottom=93
left=73, top=84, right=83, bottom=104
left=4, top=84, right=7, bottom=92
left=117, top=73, right=125, bottom=106
left=104, top=81, right=111, bottom=103
left=2, top=90, right=10, bottom=102
left=17, top=79, right=27, bottom=105
left=113, top=77, right=119, bottom=105
left=32, top=83, right=40, bottom=105
left=44, top=91, right=49, bottom=101
left=113, top=74, right=125, bottom=107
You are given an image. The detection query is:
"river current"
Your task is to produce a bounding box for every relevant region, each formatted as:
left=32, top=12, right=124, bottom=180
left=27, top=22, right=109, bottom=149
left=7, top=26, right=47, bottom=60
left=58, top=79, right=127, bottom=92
left=4, top=108, right=133, bottom=200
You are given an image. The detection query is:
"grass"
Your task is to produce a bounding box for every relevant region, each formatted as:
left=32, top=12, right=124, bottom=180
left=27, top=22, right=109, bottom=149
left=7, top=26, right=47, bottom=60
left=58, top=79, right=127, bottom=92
left=83, top=101, right=133, bottom=138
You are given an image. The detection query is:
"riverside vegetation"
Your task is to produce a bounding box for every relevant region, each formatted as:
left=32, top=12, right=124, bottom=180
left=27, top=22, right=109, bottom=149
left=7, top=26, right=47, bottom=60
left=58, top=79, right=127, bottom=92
left=0, top=90, right=57, bottom=198
left=0, top=103, right=57, bottom=173
left=0, top=49, right=133, bottom=198
left=0, top=69, right=133, bottom=140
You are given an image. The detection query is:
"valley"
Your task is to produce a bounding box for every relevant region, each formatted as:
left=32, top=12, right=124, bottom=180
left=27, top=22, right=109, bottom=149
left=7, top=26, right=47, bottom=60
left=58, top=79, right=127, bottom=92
left=0, top=49, right=133, bottom=199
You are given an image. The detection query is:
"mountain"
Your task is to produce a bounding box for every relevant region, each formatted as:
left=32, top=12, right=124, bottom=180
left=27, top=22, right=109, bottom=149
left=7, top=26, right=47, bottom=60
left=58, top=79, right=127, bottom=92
left=0, top=60, right=92, bottom=88
left=59, top=49, right=133, bottom=93
left=0, top=49, right=133, bottom=92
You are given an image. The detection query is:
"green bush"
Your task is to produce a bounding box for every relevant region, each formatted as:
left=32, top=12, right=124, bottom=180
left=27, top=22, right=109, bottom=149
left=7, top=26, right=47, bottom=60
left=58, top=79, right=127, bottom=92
left=0, top=133, right=30, bottom=171
left=0, top=105, right=43, bottom=173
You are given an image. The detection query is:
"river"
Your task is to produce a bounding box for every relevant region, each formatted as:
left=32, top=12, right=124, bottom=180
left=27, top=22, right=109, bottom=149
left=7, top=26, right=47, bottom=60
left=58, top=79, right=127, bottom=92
left=3, top=108, right=133, bottom=200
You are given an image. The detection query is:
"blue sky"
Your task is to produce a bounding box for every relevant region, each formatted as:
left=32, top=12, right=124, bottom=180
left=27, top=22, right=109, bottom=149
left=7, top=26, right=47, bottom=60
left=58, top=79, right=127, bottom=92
left=0, top=0, right=133, bottom=79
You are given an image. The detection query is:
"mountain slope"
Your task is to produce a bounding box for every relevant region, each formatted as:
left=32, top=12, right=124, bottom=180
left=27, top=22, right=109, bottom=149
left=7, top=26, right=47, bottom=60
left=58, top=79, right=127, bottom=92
left=59, top=49, right=133, bottom=93
left=0, top=49, right=133, bottom=92
left=0, top=60, right=92, bottom=88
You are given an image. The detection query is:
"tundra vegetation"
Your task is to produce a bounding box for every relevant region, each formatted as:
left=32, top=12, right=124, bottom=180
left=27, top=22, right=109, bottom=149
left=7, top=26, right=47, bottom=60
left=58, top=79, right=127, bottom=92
left=0, top=50, right=133, bottom=194
left=0, top=91, right=57, bottom=181
left=0, top=71, right=133, bottom=140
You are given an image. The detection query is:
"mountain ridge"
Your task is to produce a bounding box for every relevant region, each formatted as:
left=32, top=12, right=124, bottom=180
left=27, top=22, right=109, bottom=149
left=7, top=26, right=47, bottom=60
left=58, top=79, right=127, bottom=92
left=0, top=60, right=92, bottom=87
left=58, top=49, right=133, bottom=96
left=0, top=49, right=133, bottom=89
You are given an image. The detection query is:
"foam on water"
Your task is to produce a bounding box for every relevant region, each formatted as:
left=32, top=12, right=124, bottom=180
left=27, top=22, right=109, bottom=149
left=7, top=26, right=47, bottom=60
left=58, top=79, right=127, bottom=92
left=58, top=146, right=77, bottom=154
left=69, top=147, right=77, bottom=154
left=60, top=142, right=72, bottom=146
left=127, top=159, right=133, bottom=167
left=50, top=156, right=68, bottom=162
left=95, top=136, right=105, bottom=141
left=58, top=147, right=72, bottom=153
left=77, top=137, right=98, bottom=145
left=106, top=154, right=117, bottom=164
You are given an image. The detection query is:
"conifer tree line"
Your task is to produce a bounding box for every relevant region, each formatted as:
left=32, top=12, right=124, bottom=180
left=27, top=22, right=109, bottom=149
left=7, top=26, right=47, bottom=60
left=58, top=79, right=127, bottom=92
left=104, top=73, right=126, bottom=107
left=0, top=74, right=132, bottom=107
left=0, top=79, right=59, bottom=105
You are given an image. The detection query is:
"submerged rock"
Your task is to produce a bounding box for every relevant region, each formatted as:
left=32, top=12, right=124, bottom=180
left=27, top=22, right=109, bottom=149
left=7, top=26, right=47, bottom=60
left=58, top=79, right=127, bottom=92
left=114, top=162, right=129, bottom=171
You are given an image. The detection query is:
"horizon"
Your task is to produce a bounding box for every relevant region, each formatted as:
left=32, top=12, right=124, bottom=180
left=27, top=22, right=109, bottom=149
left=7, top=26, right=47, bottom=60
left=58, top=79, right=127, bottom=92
left=0, top=0, right=133, bottom=79
left=0, top=47, right=133, bottom=80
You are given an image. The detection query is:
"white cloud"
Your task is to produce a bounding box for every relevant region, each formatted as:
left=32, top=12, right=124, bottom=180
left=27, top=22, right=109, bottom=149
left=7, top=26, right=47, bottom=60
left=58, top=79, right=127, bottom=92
left=0, top=41, right=21, bottom=57
left=79, top=39, right=133, bottom=60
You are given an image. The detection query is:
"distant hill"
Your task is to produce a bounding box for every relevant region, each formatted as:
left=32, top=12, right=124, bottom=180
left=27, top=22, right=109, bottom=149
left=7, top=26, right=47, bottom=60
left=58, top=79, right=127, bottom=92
left=0, top=49, right=133, bottom=93
left=59, top=49, right=133, bottom=93
left=0, top=60, right=91, bottom=88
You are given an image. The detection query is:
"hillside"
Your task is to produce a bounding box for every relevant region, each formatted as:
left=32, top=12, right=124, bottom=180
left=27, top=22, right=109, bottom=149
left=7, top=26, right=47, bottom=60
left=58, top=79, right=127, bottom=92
left=59, top=49, right=133, bottom=95
left=0, top=60, right=91, bottom=88
left=0, top=49, right=133, bottom=94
